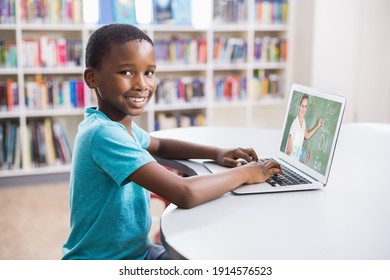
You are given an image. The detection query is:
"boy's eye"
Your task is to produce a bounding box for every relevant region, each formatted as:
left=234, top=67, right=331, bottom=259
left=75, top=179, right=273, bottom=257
left=120, top=70, right=133, bottom=76
left=145, top=71, right=155, bottom=77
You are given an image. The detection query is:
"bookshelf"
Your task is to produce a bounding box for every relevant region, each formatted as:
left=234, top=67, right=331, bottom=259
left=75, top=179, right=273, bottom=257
left=0, top=0, right=291, bottom=178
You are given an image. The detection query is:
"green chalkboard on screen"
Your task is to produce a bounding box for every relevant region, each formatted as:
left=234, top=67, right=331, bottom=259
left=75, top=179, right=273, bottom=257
left=280, top=90, right=343, bottom=175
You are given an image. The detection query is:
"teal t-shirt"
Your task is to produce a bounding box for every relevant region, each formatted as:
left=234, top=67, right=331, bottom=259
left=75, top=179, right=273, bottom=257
left=62, top=107, right=156, bottom=260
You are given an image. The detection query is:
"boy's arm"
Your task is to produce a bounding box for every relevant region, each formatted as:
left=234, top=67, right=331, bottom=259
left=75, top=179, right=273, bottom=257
left=129, top=160, right=282, bottom=209
left=147, top=136, right=258, bottom=167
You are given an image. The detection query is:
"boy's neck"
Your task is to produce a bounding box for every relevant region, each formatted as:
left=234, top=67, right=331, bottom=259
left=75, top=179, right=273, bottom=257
left=97, top=106, right=133, bottom=131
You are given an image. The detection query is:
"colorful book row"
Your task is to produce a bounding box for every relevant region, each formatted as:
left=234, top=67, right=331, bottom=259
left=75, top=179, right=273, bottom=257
left=0, top=120, right=20, bottom=170
left=19, top=0, right=82, bottom=24
left=214, top=75, right=247, bottom=102
left=155, top=111, right=206, bottom=131
left=155, top=37, right=207, bottom=64
left=214, top=37, right=248, bottom=64
left=0, top=0, right=16, bottom=23
left=213, top=0, right=248, bottom=24
left=25, top=77, right=87, bottom=110
left=155, top=77, right=205, bottom=105
left=251, top=69, right=284, bottom=98
left=0, top=40, right=17, bottom=68
left=22, top=37, right=82, bottom=68
left=25, top=118, right=72, bottom=168
left=0, top=79, right=18, bottom=111
left=254, top=36, right=287, bottom=63
left=255, top=0, right=289, bottom=24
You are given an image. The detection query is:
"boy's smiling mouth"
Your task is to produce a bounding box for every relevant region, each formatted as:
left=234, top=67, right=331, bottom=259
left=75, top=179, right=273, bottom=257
left=124, top=94, right=149, bottom=109
left=126, top=96, right=146, bottom=102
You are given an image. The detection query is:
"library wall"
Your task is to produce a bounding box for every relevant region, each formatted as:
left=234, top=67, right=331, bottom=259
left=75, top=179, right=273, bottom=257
left=310, top=0, right=390, bottom=123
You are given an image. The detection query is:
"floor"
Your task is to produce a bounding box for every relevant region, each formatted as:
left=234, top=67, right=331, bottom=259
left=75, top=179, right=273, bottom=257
left=0, top=181, right=70, bottom=260
left=0, top=179, right=163, bottom=260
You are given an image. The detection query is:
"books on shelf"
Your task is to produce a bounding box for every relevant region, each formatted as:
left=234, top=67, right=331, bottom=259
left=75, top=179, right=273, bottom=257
left=0, top=0, right=16, bottom=23
left=24, top=118, right=72, bottom=168
left=255, top=0, right=288, bottom=24
left=213, top=37, right=247, bottom=64
left=19, top=0, right=82, bottom=24
left=0, top=120, right=20, bottom=170
left=251, top=69, right=284, bottom=99
left=155, top=36, right=207, bottom=64
left=155, top=77, right=205, bottom=105
left=213, top=0, right=248, bottom=24
left=254, top=36, right=287, bottom=63
left=0, top=0, right=292, bottom=177
left=22, top=36, right=82, bottom=68
left=214, top=75, right=247, bottom=101
left=0, top=79, right=18, bottom=112
left=24, top=76, right=87, bottom=110
left=0, top=40, right=17, bottom=68
left=155, top=111, right=206, bottom=131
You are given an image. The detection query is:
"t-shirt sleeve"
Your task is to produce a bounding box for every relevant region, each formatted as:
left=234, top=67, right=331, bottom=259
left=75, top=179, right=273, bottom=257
left=131, top=122, right=151, bottom=149
left=91, top=123, right=155, bottom=186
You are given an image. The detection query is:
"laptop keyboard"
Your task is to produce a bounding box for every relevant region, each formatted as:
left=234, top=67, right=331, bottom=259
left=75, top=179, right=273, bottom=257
left=258, top=158, right=312, bottom=187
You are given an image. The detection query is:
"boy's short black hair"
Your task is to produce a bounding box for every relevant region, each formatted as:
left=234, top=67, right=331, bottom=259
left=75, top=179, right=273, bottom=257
left=85, top=23, right=154, bottom=69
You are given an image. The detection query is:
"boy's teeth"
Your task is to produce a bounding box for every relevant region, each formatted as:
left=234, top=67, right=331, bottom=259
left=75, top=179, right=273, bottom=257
left=128, top=97, right=145, bottom=102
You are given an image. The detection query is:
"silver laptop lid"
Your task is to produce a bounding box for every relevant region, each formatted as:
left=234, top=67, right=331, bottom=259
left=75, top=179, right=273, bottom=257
left=277, top=84, right=346, bottom=185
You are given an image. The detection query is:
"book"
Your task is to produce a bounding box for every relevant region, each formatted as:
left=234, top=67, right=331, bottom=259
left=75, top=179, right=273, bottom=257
left=153, top=0, right=173, bottom=23
left=4, top=121, right=17, bottom=169
left=36, top=121, right=47, bottom=166
left=0, top=123, right=3, bottom=169
left=99, top=0, right=114, bottom=24
left=172, top=0, right=191, bottom=25
left=13, top=126, right=21, bottom=170
left=43, top=118, right=57, bottom=166
left=0, top=82, right=7, bottom=111
left=5, top=42, right=17, bottom=67
left=56, top=38, right=67, bottom=66
left=6, top=79, right=15, bottom=111
left=112, top=0, right=136, bottom=24
left=25, top=123, right=32, bottom=168
left=52, top=121, right=72, bottom=164
left=29, top=122, right=43, bottom=167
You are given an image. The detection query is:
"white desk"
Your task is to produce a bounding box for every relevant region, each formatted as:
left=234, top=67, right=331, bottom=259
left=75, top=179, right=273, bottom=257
left=152, top=123, right=390, bottom=260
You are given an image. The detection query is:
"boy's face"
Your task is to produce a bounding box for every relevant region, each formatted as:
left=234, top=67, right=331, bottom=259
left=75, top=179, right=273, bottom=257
left=92, top=40, right=156, bottom=119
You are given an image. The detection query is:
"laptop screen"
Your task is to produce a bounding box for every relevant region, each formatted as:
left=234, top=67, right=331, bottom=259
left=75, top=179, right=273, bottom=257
left=278, top=84, right=346, bottom=183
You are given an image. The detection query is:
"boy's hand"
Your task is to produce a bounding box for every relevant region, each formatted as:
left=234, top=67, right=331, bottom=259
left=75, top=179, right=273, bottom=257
left=215, top=148, right=258, bottom=167
left=243, top=160, right=283, bottom=184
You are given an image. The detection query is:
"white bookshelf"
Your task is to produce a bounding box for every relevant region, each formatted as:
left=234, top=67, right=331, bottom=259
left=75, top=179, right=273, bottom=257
left=0, top=0, right=291, bottom=178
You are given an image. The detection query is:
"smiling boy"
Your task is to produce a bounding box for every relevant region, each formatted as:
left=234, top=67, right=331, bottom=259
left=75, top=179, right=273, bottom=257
left=62, top=24, right=282, bottom=260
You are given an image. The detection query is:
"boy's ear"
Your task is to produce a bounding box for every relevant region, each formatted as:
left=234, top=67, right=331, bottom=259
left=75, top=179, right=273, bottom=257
left=84, top=67, right=97, bottom=89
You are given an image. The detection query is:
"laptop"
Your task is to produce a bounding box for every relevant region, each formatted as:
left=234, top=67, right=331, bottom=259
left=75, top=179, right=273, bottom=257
left=204, top=83, right=346, bottom=194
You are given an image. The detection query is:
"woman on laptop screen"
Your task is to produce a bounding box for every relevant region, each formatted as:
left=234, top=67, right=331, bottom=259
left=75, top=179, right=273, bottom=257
left=285, top=93, right=323, bottom=160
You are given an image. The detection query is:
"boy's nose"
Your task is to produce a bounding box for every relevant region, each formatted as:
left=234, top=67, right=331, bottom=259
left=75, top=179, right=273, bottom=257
left=134, top=74, right=147, bottom=90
